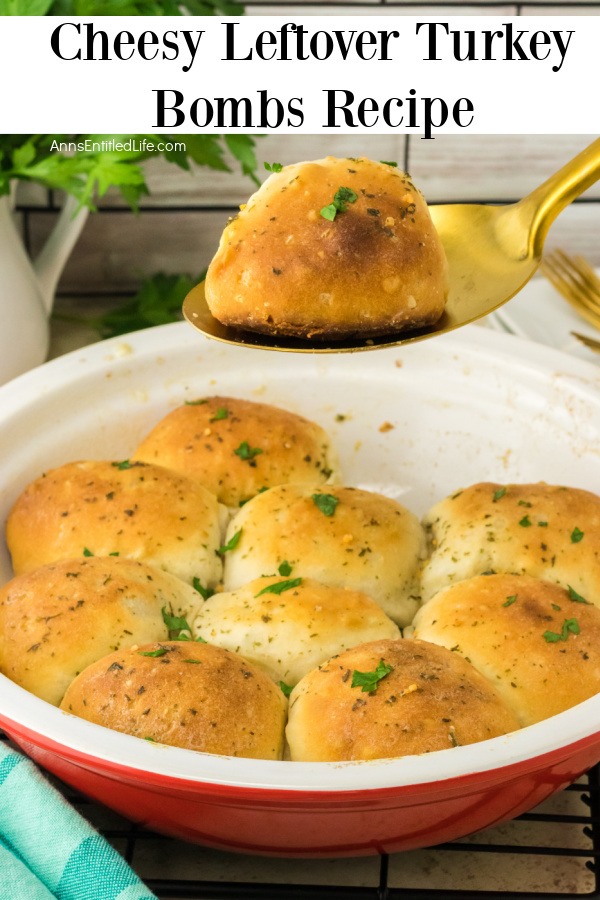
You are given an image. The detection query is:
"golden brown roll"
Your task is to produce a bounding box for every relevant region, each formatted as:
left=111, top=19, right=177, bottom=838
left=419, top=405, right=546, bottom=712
left=193, top=575, right=400, bottom=686
left=5, top=459, right=225, bottom=587
left=221, top=484, right=426, bottom=626
left=133, top=395, right=338, bottom=507
left=0, top=557, right=202, bottom=705
left=421, top=482, right=600, bottom=603
left=204, top=156, right=448, bottom=340
left=412, top=573, right=600, bottom=727
left=60, top=640, right=287, bottom=759
left=286, top=638, right=519, bottom=762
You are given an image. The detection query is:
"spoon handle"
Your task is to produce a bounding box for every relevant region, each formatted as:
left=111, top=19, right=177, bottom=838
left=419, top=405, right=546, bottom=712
left=522, top=137, right=600, bottom=256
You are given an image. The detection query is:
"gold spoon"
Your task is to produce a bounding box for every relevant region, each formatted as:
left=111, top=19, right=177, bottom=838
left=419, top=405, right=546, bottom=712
left=183, top=137, right=600, bottom=354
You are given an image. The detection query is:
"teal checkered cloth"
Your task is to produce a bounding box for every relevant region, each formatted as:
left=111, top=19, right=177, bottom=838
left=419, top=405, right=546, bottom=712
left=0, top=742, right=156, bottom=900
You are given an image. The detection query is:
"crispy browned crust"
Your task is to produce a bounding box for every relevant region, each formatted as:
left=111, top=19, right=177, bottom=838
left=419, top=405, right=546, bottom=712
left=0, top=557, right=201, bottom=705
left=133, top=395, right=337, bottom=507
left=221, top=484, right=426, bottom=627
left=422, top=482, right=600, bottom=603
left=5, top=459, right=224, bottom=585
left=205, top=157, right=448, bottom=339
left=414, top=573, right=600, bottom=726
left=61, top=640, right=287, bottom=759
left=286, top=638, right=519, bottom=762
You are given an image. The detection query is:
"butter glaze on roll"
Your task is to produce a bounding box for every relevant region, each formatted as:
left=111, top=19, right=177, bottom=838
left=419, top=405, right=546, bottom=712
left=133, top=395, right=338, bottom=507
left=221, top=484, right=426, bottom=626
left=6, top=459, right=225, bottom=587
left=413, top=574, right=600, bottom=726
left=286, top=638, right=520, bottom=762
left=0, top=557, right=202, bottom=705
left=61, top=640, right=287, bottom=759
left=193, top=575, right=400, bottom=686
left=421, top=482, right=600, bottom=603
left=205, top=157, right=448, bottom=340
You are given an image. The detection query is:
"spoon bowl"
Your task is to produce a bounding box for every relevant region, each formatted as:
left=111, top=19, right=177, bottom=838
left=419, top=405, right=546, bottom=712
left=183, top=138, right=600, bottom=354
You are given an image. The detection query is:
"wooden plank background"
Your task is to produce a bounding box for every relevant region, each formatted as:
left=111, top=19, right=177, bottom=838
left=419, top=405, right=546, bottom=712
left=16, top=3, right=600, bottom=295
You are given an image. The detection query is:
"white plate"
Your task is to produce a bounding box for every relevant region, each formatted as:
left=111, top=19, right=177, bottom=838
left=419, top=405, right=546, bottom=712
left=493, top=271, right=600, bottom=362
left=1, top=321, right=600, bottom=791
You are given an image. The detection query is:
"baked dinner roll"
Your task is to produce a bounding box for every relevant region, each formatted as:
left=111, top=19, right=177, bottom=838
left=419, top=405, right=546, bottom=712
left=286, top=638, right=519, bottom=762
left=60, top=640, right=287, bottom=759
left=421, top=482, right=600, bottom=603
left=412, top=574, right=600, bottom=727
left=6, top=459, right=225, bottom=587
left=221, top=484, right=426, bottom=626
left=193, top=575, right=400, bottom=686
left=133, top=395, right=337, bottom=507
left=204, top=156, right=448, bottom=340
left=0, top=557, right=202, bottom=705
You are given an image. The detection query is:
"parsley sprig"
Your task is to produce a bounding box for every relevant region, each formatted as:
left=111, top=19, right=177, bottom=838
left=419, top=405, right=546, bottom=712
left=320, top=186, right=358, bottom=222
left=234, top=441, right=263, bottom=463
left=312, top=493, right=339, bottom=517
left=255, top=578, right=302, bottom=598
left=161, top=606, right=194, bottom=641
left=543, top=617, right=580, bottom=643
left=192, top=577, right=215, bottom=601
left=351, top=659, right=393, bottom=694
left=218, top=529, right=242, bottom=555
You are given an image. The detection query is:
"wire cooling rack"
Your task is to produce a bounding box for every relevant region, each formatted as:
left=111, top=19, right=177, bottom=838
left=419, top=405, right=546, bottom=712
left=5, top=723, right=598, bottom=900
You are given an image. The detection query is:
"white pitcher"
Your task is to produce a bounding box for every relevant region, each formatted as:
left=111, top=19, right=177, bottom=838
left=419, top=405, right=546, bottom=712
left=0, top=187, right=89, bottom=385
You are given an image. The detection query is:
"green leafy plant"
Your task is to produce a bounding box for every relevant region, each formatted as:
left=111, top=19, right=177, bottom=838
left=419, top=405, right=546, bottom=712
left=0, top=134, right=258, bottom=209
left=2, top=0, right=242, bottom=15
left=55, top=272, right=204, bottom=337
left=1, top=133, right=259, bottom=334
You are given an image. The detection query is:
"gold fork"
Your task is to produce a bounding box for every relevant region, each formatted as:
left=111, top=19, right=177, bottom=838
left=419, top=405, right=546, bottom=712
left=541, top=250, right=600, bottom=331
left=570, top=331, right=600, bottom=353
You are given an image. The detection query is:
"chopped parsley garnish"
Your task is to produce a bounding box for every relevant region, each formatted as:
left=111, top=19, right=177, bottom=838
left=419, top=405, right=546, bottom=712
left=543, top=618, right=580, bottom=643
left=234, top=441, right=263, bottom=462
left=218, top=529, right=242, bottom=555
left=278, top=560, right=293, bottom=576
left=192, top=577, right=214, bottom=601
left=492, top=487, right=507, bottom=502
left=264, top=161, right=283, bottom=173
left=184, top=398, right=208, bottom=406
left=183, top=658, right=202, bottom=664
left=139, top=647, right=168, bottom=657
left=278, top=681, right=293, bottom=697
left=503, top=595, right=517, bottom=607
left=380, top=160, right=398, bottom=167
left=571, top=527, right=584, bottom=543
left=320, top=186, right=358, bottom=221
left=161, top=606, right=193, bottom=641
left=210, top=407, right=229, bottom=422
left=519, top=515, right=532, bottom=527
left=82, top=547, right=94, bottom=557
left=255, top=578, right=302, bottom=598
left=312, top=493, right=339, bottom=517
left=195, top=635, right=207, bottom=644
left=568, top=585, right=591, bottom=605
left=112, top=459, right=133, bottom=470
left=351, top=659, right=393, bottom=694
